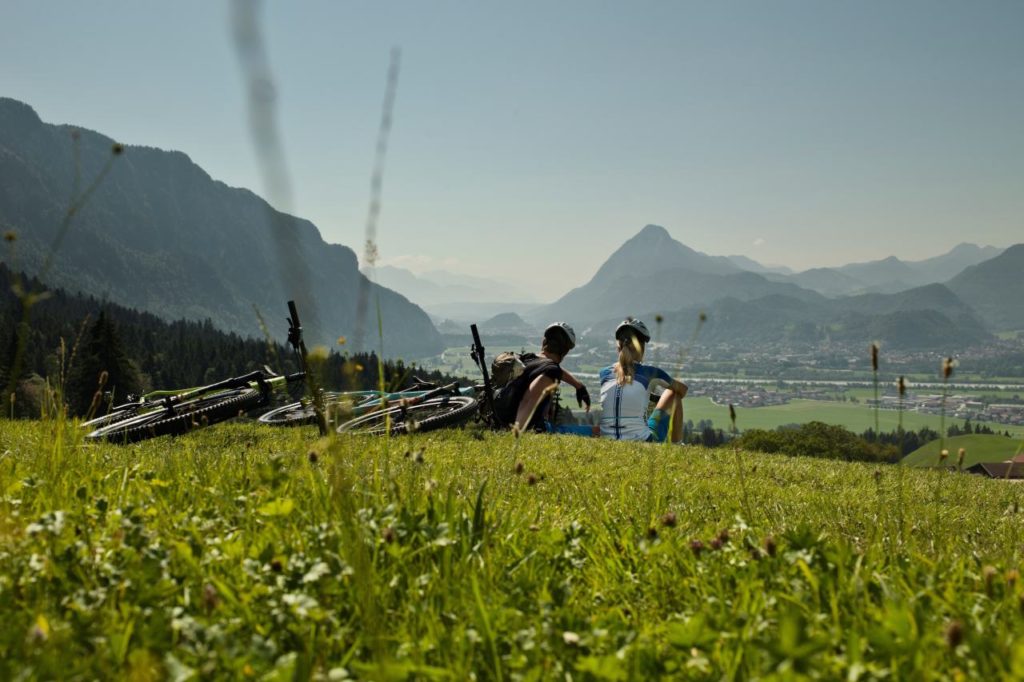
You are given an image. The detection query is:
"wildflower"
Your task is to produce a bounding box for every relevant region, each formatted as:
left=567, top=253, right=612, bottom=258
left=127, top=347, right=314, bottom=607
left=764, top=536, right=777, bottom=557
left=563, top=631, right=581, bottom=646
left=944, top=620, right=964, bottom=648
left=270, top=558, right=283, bottom=573
left=1006, top=569, right=1019, bottom=586
left=27, top=620, right=48, bottom=644
left=939, top=449, right=949, bottom=464
left=716, top=528, right=730, bottom=545
left=382, top=526, right=396, bottom=543
left=647, top=527, right=659, bottom=540
left=729, top=404, right=737, bottom=429
left=661, top=511, right=677, bottom=528
left=526, top=473, right=538, bottom=486
left=710, top=537, right=723, bottom=551
left=689, top=539, right=704, bottom=555
left=202, top=583, right=220, bottom=612
left=3, top=231, right=15, bottom=243
left=514, top=461, right=524, bottom=475
left=957, top=448, right=965, bottom=468
left=70, top=129, right=80, bottom=141
left=898, top=376, right=906, bottom=398
left=308, top=451, right=319, bottom=464
left=983, top=565, right=998, bottom=593
left=111, top=142, right=124, bottom=155
left=414, top=450, right=425, bottom=464
left=871, top=342, right=879, bottom=372
left=699, top=312, right=707, bottom=323
left=655, top=314, right=664, bottom=324
left=337, top=336, right=347, bottom=345
left=873, top=469, right=882, bottom=484
left=942, top=357, right=955, bottom=380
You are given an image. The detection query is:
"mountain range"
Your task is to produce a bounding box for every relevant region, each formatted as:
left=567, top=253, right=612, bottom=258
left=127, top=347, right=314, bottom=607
left=0, top=97, right=442, bottom=358
left=1, top=96, right=1019, bottom=358
left=365, top=265, right=538, bottom=321
left=536, top=224, right=1021, bottom=350
left=770, top=243, right=1004, bottom=297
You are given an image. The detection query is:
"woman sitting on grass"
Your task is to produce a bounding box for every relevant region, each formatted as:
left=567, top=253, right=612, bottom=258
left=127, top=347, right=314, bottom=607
left=598, top=318, right=687, bottom=443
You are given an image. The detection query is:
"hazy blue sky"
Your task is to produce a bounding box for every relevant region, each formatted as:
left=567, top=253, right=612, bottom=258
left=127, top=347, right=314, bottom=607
left=3, top=1, right=1022, bottom=299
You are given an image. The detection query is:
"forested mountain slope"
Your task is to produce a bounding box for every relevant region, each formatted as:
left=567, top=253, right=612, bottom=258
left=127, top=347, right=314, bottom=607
left=0, top=97, right=442, bottom=358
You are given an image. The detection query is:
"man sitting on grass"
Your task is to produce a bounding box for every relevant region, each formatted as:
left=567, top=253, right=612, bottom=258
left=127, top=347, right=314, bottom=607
left=500, top=322, right=590, bottom=434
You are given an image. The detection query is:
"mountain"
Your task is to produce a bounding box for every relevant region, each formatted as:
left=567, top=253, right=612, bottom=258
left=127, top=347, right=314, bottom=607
left=0, top=97, right=442, bottom=358
left=908, top=243, right=1004, bottom=283
left=784, top=244, right=1006, bottom=298
left=947, top=244, right=1024, bottom=331
left=588, top=224, right=738, bottom=283
left=605, top=283, right=989, bottom=350
left=727, top=254, right=793, bottom=276
left=480, top=311, right=535, bottom=335
left=367, top=265, right=538, bottom=321
left=534, top=225, right=821, bottom=325
left=547, top=224, right=992, bottom=350
left=785, top=268, right=868, bottom=297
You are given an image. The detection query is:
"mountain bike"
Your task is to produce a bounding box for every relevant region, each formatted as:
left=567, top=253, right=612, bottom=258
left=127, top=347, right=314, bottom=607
left=83, top=301, right=310, bottom=443
left=259, top=380, right=479, bottom=436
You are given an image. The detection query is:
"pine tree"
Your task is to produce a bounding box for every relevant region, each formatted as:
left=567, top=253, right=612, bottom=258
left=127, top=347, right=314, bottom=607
left=68, top=311, right=142, bottom=416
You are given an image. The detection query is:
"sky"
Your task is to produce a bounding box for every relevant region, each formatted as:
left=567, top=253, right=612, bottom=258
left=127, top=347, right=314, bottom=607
left=2, top=1, right=1022, bottom=300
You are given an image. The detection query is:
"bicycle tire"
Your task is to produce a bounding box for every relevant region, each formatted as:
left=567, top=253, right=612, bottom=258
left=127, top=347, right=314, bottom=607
left=81, top=405, right=140, bottom=431
left=257, top=392, right=368, bottom=427
left=336, top=395, right=478, bottom=436
left=85, top=387, right=264, bottom=443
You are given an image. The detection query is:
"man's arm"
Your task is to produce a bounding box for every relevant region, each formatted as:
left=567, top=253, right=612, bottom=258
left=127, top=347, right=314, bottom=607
left=514, top=374, right=558, bottom=432
left=560, top=368, right=591, bottom=412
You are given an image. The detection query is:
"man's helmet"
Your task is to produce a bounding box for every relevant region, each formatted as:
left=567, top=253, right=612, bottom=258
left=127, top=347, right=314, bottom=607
left=544, top=321, right=576, bottom=350
left=615, top=318, right=651, bottom=344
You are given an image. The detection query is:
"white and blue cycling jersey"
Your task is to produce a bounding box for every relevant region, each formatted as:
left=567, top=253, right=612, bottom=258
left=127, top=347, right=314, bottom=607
left=598, top=363, right=673, bottom=440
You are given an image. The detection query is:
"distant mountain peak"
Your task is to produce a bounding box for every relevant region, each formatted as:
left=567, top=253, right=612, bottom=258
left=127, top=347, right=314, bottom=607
left=635, top=224, right=672, bottom=240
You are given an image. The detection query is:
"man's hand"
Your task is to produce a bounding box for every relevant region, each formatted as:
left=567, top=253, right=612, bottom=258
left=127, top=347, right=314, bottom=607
left=576, top=385, right=591, bottom=412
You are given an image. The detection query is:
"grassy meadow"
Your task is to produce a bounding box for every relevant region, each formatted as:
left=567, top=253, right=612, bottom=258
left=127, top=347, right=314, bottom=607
left=903, top=434, right=1024, bottom=468
left=4, top=419, right=1024, bottom=679
left=683, top=397, right=1024, bottom=439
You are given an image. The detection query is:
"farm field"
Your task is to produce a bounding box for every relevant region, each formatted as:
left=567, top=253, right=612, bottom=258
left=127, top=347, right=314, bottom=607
left=682, top=397, right=1024, bottom=438
left=3, top=420, right=1024, bottom=678
left=903, top=434, right=1024, bottom=468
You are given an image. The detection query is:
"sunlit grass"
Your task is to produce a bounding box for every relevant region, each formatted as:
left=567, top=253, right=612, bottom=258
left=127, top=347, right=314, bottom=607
left=3, top=420, right=1024, bottom=678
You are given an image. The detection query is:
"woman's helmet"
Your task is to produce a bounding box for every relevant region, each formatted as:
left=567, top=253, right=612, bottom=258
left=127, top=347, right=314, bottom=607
left=615, top=318, right=650, bottom=344
left=544, top=321, right=576, bottom=350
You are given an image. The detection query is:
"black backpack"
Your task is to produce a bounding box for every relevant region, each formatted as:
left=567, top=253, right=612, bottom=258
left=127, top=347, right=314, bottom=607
left=491, top=354, right=557, bottom=428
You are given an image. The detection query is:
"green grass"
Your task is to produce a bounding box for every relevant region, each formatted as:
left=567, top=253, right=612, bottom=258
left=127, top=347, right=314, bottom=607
left=5, top=419, right=1024, bottom=679
left=684, top=397, right=1024, bottom=438
left=902, top=434, right=1024, bottom=468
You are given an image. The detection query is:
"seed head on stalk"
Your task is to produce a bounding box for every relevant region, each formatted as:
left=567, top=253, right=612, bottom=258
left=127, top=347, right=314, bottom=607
left=870, top=342, right=880, bottom=438
left=938, top=357, right=956, bottom=458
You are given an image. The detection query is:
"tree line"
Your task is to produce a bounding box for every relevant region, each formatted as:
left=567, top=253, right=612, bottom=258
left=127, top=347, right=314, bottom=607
left=1, top=265, right=458, bottom=417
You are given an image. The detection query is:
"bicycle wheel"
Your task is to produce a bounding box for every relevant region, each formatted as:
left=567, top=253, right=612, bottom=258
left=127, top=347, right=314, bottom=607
left=85, top=387, right=264, bottom=443
left=337, top=395, right=478, bottom=436
left=258, top=392, right=365, bottom=427
left=81, top=403, right=142, bottom=431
